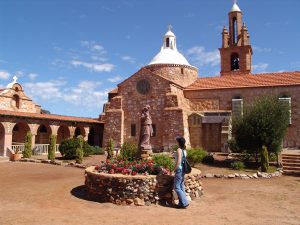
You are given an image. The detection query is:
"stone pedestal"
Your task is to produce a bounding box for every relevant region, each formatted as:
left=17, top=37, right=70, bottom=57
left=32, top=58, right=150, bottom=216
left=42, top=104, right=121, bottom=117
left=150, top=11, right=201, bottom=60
left=140, top=146, right=153, bottom=160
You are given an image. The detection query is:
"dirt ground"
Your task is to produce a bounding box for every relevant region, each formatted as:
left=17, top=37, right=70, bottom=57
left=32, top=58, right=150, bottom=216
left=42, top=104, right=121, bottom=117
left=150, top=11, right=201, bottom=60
left=0, top=162, right=299, bottom=225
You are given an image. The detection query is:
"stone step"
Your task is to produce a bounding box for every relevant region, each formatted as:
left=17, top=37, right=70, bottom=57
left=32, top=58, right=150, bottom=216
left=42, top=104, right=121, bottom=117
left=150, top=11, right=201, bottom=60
left=283, top=170, right=300, bottom=176
left=283, top=166, right=300, bottom=171
left=282, top=159, right=300, bottom=165
left=282, top=162, right=300, bottom=167
left=282, top=154, right=300, bottom=158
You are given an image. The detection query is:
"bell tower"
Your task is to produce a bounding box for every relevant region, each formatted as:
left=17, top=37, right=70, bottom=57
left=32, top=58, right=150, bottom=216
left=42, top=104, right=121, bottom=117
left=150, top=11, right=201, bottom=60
left=219, top=1, right=253, bottom=76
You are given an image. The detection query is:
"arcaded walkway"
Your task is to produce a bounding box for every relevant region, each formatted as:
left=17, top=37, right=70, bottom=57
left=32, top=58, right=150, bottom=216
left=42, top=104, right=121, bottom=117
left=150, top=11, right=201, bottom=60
left=0, top=162, right=299, bottom=225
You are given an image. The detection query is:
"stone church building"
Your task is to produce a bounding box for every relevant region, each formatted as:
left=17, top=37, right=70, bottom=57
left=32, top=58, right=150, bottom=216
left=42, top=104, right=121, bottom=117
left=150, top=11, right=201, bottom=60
left=1, top=2, right=300, bottom=157
left=101, top=2, right=300, bottom=152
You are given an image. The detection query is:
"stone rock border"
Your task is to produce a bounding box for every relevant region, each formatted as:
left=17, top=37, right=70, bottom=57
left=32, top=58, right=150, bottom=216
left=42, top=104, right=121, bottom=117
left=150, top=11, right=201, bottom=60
left=14, top=158, right=283, bottom=179
left=202, top=170, right=283, bottom=179
left=16, top=158, right=87, bottom=169
left=85, top=166, right=203, bottom=206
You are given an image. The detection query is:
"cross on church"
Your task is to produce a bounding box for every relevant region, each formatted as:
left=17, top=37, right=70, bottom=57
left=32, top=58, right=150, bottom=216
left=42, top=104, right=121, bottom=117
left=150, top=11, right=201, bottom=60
left=168, top=25, right=173, bottom=31
left=13, top=76, right=17, bottom=83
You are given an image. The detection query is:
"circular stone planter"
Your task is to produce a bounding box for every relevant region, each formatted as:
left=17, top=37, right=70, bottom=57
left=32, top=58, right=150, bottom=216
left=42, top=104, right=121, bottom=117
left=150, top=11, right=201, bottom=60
left=85, top=166, right=203, bottom=206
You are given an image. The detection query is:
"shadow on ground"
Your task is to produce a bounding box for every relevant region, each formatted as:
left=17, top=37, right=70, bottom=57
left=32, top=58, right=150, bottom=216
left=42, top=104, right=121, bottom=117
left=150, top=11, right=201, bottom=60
left=70, top=185, right=106, bottom=203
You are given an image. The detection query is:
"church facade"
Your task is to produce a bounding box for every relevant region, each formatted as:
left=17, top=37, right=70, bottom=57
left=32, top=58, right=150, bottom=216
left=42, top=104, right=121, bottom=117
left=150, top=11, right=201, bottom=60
left=101, top=2, right=300, bottom=152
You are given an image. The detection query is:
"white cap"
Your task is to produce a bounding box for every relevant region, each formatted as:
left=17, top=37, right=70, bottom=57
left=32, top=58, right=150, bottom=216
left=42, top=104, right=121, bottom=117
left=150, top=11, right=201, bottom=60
left=149, top=26, right=191, bottom=66
left=230, top=1, right=241, bottom=12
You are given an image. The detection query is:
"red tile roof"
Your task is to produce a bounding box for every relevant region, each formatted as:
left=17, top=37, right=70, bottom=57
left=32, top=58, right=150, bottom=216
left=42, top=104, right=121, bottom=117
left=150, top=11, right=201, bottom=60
left=185, top=71, right=300, bottom=90
left=0, top=110, right=102, bottom=124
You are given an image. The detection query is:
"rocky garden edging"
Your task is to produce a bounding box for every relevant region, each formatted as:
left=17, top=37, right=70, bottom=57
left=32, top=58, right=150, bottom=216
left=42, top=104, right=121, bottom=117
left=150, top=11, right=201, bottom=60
left=85, top=166, right=203, bottom=206
left=15, top=158, right=283, bottom=179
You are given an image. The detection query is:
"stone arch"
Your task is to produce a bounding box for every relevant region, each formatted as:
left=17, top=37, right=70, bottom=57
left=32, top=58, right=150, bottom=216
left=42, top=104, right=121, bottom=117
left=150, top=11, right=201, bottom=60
left=36, top=124, right=52, bottom=144
left=12, top=122, right=30, bottom=144
left=0, top=123, right=5, bottom=156
left=88, top=127, right=95, bottom=146
left=74, top=126, right=85, bottom=137
left=57, top=125, right=71, bottom=144
left=12, top=94, right=20, bottom=109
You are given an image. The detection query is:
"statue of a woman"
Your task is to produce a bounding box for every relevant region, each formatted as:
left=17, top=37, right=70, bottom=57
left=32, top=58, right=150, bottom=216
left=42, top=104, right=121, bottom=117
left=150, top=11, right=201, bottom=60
left=139, top=105, right=153, bottom=150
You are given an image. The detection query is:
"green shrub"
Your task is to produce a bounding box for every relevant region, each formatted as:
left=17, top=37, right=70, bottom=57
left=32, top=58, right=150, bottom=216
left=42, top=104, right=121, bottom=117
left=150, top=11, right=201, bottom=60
left=59, top=138, right=79, bottom=159
left=171, top=144, right=178, bottom=152
left=269, top=152, right=277, bottom=162
left=152, top=153, right=175, bottom=171
left=75, top=148, right=83, bottom=164
left=261, top=145, right=269, bottom=172
left=120, top=141, right=138, bottom=161
left=48, top=135, right=56, bottom=161
left=83, top=142, right=94, bottom=157
left=227, top=139, right=241, bottom=153
left=106, top=138, right=114, bottom=160
left=186, top=147, right=208, bottom=166
left=23, top=132, right=32, bottom=158
left=202, top=154, right=214, bottom=165
left=92, top=146, right=105, bottom=155
left=231, top=161, right=245, bottom=170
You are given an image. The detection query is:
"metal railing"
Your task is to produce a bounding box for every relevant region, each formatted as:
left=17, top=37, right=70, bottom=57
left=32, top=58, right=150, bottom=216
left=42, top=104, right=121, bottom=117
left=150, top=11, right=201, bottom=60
left=32, top=144, right=60, bottom=155
left=11, top=144, right=25, bottom=154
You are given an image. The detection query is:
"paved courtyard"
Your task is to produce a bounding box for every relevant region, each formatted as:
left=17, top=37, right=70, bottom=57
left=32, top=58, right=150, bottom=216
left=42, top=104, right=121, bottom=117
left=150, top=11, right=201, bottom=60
left=0, top=162, right=299, bottom=225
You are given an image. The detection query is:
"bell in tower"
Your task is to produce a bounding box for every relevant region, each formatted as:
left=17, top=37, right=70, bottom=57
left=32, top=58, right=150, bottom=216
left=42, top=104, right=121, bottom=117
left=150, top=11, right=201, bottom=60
left=219, top=1, right=253, bottom=76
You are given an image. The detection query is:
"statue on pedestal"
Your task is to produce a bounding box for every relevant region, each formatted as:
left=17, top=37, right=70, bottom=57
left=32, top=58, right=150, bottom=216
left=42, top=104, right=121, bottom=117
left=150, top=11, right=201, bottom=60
left=139, top=105, right=153, bottom=159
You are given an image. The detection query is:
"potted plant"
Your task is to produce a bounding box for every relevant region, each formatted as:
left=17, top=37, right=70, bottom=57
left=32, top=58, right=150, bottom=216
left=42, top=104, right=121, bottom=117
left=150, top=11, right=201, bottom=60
left=10, top=147, right=22, bottom=161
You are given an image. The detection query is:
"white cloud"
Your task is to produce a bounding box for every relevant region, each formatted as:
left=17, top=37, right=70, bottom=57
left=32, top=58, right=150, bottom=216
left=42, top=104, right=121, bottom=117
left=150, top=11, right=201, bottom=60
left=252, top=63, right=269, bottom=73
left=186, top=46, right=220, bottom=67
left=28, top=73, right=38, bottom=80
left=80, top=41, right=106, bottom=53
left=24, top=79, right=108, bottom=109
left=253, top=46, right=272, bottom=53
left=71, top=60, right=114, bottom=72
left=121, top=55, right=135, bottom=64
left=0, top=70, right=10, bottom=80
left=63, top=80, right=107, bottom=107
left=24, top=80, right=66, bottom=100
left=107, top=75, right=122, bottom=83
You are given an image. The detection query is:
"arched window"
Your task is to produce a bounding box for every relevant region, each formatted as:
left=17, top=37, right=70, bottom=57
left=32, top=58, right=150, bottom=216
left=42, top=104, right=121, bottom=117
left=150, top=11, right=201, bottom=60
left=39, top=125, right=48, bottom=133
left=166, top=37, right=170, bottom=47
left=231, top=53, right=240, bottom=71
left=232, top=17, right=238, bottom=44
left=12, top=95, right=20, bottom=109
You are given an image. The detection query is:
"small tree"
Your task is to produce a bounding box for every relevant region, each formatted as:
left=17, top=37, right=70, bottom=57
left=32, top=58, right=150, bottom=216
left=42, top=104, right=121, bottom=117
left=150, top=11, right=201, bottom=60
left=233, top=95, right=290, bottom=167
left=75, top=135, right=84, bottom=164
left=23, top=132, right=32, bottom=158
left=106, top=138, right=114, bottom=160
left=48, top=135, right=56, bottom=161
left=120, top=141, right=138, bottom=161
left=261, top=145, right=269, bottom=172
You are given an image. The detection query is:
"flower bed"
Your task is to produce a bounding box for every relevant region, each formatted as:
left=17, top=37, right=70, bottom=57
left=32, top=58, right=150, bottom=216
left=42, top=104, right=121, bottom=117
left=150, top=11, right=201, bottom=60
left=85, top=166, right=203, bottom=206
left=94, top=159, right=171, bottom=176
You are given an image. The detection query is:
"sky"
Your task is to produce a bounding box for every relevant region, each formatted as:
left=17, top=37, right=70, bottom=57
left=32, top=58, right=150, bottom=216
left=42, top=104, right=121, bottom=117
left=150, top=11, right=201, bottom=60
left=0, top=0, right=299, bottom=118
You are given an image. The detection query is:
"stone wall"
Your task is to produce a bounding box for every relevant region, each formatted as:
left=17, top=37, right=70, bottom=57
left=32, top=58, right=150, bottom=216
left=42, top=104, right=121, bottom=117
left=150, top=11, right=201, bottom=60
left=145, top=64, right=198, bottom=88
left=102, top=67, right=194, bottom=150
left=85, top=166, right=203, bottom=206
left=0, top=83, right=41, bottom=113
left=185, top=85, right=300, bottom=148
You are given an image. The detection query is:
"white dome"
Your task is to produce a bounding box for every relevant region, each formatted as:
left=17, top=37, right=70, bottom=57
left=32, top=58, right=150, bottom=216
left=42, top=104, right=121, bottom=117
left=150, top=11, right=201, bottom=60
left=230, top=3, right=241, bottom=12
left=149, top=48, right=190, bottom=66
left=148, top=28, right=191, bottom=66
